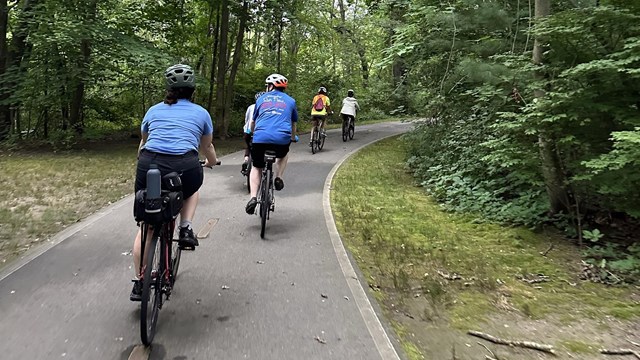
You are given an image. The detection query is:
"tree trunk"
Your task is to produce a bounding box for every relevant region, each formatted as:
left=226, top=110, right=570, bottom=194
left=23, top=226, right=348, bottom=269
left=222, top=1, right=248, bottom=137
left=214, top=0, right=229, bottom=138
left=69, top=0, right=98, bottom=135
left=207, top=4, right=220, bottom=113
left=533, top=0, right=570, bottom=214
left=0, top=0, right=10, bottom=140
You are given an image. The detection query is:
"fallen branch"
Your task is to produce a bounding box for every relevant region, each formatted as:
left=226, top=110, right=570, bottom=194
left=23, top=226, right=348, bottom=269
left=437, top=270, right=462, bottom=280
left=601, top=349, right=640, bottom=359
left=540, top=242, right=554, bottom=256
left=477, top=341, right=496, bottom=359
left=468, top=330, right=555, bottom=354
left=516, top=273, right=550, bottom=284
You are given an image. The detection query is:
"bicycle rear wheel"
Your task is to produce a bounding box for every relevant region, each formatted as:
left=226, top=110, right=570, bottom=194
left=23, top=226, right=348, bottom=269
left=311, top=128, right=318, bottom=154
left=342, top=121, right=348, bottom=142
left=318, top=130, right=325, bottom=150
left=260, top=170, right=271, bottom=239
left=245, top=159, right=252, bottom=193
left=140, top=234, right=162, bottom=346
left=348, top=119, right=355, bottom=140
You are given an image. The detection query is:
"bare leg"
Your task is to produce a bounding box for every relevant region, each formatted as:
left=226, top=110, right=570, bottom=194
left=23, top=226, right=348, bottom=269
left=133, top=226, right=154, bottom=278
left=180, top=191, right=199, bottom=223
left=250, top=165, right=262, bottom=198
left=275, top=154, right=288, bottom=179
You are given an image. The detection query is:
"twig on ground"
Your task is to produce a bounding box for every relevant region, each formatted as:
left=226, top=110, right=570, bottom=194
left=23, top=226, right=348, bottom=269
left=601, top=348, right=640, bottom=359
left=516, top=273, right=550, bottom=284
left=437, top=270, right=462, bottom=280
left=468, top=330, right=555, bottom=354
left=540, top=242, right=554, bottom=256
left=477, top=341, right=497, bottom=359
left=628, top=338, right=640, bottom=348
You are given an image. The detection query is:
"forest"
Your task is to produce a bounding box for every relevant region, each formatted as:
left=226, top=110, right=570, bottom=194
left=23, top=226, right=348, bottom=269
left=0, top=0, right=638, bottom=281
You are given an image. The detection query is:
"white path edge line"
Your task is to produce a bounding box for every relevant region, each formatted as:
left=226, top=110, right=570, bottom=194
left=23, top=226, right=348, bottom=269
left=323, top=133, right=404, bottom=360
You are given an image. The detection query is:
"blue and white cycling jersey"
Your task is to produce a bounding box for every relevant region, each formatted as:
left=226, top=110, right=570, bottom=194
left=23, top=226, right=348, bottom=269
left=252, top=90, right=298, bottom=145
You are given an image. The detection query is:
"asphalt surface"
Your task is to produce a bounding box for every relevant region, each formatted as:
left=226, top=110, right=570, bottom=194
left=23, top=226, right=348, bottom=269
left=0, top=121, right=412, bottom=360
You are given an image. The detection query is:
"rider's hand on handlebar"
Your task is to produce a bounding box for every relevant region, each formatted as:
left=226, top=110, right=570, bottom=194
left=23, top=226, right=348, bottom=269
left=292, top=135, right=299, bottom=143
left=202, top=159, right=221, bottom=168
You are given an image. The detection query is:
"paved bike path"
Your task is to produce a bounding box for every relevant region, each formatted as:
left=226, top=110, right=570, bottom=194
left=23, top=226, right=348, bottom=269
left=0, top=121, right=412, bottom=360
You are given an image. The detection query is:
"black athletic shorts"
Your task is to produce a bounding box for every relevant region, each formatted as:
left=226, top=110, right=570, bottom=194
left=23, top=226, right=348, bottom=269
left=135, top=149, right=203, bottom=199
left=250, top=142, right=290, bottom=169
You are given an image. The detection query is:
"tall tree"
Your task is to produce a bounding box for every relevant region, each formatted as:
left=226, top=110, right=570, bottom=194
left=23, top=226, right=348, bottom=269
left=0, top=0, right=9, bottom=140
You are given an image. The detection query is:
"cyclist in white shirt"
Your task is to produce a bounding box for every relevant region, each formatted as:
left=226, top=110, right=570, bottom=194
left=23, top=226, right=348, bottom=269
left=242, top=92, right=264, bottom=174
left=340, top=89, right=360, bottom=126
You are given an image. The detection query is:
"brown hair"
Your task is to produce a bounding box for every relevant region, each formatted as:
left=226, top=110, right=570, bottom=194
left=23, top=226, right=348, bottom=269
left=164, top=87, right=195, bottom=105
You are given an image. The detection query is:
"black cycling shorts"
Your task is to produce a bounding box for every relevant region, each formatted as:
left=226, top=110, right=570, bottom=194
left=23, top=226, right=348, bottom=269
left=135, top=149, right=203, bottom=199
left=250, top=142, right=290, bottom=169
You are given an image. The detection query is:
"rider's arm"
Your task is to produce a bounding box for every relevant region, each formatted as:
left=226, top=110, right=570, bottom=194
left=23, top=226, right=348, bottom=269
left=200, top=133, right=219, bottom=167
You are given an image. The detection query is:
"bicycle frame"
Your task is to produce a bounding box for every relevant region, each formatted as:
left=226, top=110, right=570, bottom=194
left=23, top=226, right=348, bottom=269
left=257, top=151, right=276, bottom=238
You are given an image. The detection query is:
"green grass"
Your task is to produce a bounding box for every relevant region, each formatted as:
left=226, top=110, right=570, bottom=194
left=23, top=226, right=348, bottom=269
left=331, top=135, right=640, bottom=356
left=0, top=138, right=244, bottom=265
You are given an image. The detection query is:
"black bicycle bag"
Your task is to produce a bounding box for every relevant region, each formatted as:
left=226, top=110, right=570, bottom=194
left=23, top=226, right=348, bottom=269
left=134, top=190, right=183, bottom=223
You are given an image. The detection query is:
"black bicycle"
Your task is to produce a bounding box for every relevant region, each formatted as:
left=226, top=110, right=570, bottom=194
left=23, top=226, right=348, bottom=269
left=257, top=150, right=276, bottom=238
left=341, top=114, right=355, bottom=142
left=310, top=118, right=326, bottom=154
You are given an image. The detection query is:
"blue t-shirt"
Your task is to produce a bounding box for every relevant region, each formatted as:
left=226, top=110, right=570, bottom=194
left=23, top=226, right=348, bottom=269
left=141, top=99, right=214, bottom=155
left=252, top=90, right=298, bottom=145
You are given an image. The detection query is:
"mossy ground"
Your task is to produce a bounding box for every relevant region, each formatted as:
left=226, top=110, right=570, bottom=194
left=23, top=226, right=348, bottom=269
left=331, top=136, right=640, bottom=360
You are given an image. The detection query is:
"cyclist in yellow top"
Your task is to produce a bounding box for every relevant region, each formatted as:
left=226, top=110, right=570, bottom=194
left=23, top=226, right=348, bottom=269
left=309, top=87, right=332, bottom=146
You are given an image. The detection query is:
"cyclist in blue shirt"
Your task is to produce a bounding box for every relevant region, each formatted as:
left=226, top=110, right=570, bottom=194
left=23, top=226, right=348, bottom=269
left=245, top=73, right=298, bottom=214
left=130, top=64, right=219, bottom=301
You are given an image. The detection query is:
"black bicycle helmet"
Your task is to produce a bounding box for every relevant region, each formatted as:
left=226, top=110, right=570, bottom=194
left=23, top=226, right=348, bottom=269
left=165, top=64, right=196, bottom=89
left=347, top=89, right=354, bottom=97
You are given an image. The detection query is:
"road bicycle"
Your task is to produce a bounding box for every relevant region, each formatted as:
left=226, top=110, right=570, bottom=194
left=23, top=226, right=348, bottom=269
left=257, top=150, right=276, bottom=238
left=341, top=114, right=355, bottom=142
left=310, top=117, right=326, bottom=154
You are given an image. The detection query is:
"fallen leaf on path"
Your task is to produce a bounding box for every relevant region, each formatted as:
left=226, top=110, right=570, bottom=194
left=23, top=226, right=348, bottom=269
left=314, top=336, right=327, bottom=344
left=321, top=293, right=328, bottom=299
left=221, top=285, right=230, bottom=290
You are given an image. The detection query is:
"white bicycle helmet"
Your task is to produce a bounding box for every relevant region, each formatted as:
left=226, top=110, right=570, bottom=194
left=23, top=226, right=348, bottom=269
left=318, top=87, right=327, bottom=94
left=265, top=73, right=288, bottom=88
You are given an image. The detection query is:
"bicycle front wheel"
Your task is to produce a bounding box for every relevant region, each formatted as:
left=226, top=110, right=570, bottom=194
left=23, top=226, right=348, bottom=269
left=260, top=171, right=271, bottom=239
left=140, top=235, right=162, bottom=346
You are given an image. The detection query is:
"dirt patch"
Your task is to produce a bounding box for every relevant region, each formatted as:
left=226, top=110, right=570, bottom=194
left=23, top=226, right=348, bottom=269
left=380, top=283, right=640, bottom=360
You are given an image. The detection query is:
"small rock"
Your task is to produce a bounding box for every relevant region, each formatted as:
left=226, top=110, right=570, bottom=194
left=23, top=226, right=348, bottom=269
left=321, top=293, right=328, bottom=299
left=256, top=261, right=265, bottom=264
left=343, top=296, right=349, bottom=301
left=221, top=285, right=230, bottom=290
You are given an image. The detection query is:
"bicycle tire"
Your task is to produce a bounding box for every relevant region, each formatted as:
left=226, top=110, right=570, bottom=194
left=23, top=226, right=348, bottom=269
left=260, top=170, right=271, bottom=239
left=170, top=238, right=181, bottom=287
left=318, top=129, right=325, bottom=150
left=349, top=119, right=355, bottom=140
left=342, top=121, right=348, bottom=142
left=245, top=160, right=252, bottom=194
left=311, top=127, right=318, bottom=154
left=140, top=234, right=162, bottom=346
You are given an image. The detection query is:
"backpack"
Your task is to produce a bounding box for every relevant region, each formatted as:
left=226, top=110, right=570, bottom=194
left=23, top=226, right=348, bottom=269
left=313, top=96, right=325, bottom=111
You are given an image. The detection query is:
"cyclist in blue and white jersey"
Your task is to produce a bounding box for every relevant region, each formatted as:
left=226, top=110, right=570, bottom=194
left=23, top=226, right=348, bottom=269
left=245, top=74, right=298, bottom=214
left=241, top=91, right=264, bottom=175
